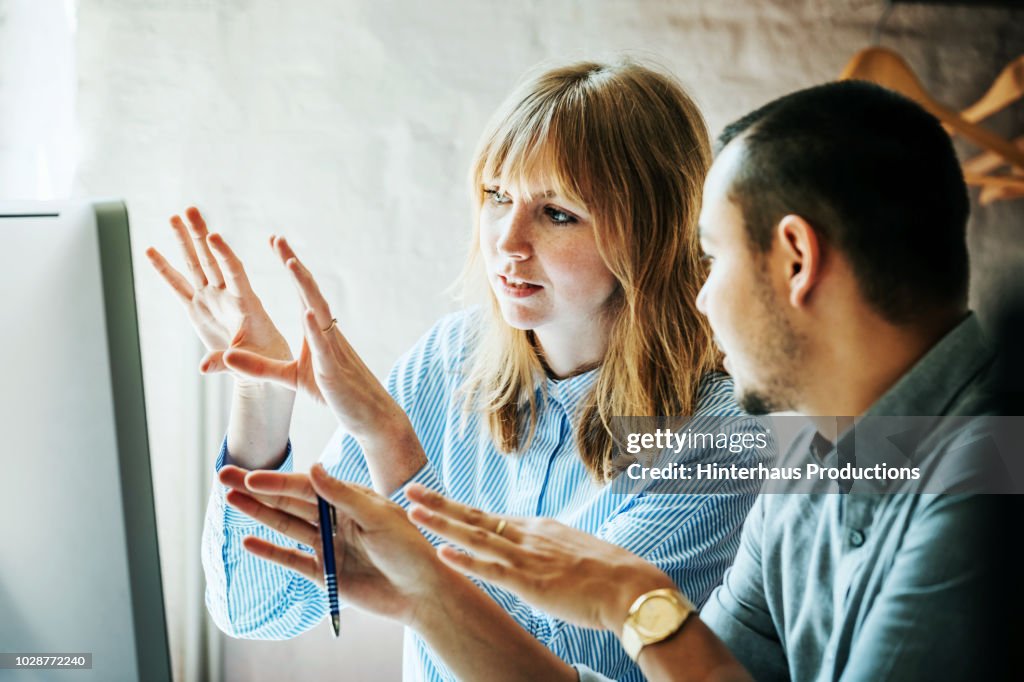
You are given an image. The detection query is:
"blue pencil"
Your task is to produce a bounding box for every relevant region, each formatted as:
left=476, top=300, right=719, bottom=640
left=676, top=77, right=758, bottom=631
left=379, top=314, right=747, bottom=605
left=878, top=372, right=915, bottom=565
left=317, top=494, right=341, bottom=637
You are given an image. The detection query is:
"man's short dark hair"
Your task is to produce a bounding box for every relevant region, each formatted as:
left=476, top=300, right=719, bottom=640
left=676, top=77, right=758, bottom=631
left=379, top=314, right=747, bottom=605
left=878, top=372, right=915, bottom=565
left=717, top=80, right=969, bottom=324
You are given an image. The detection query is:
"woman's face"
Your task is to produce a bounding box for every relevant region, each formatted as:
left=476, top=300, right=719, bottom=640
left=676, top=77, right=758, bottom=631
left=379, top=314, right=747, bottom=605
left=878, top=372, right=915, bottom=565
left=478, top=176, right=618, bottom=344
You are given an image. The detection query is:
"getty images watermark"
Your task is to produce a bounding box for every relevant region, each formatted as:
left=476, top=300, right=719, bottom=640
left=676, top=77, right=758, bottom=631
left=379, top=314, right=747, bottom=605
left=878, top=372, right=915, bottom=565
left=605, top=415, right=1023, bottom=495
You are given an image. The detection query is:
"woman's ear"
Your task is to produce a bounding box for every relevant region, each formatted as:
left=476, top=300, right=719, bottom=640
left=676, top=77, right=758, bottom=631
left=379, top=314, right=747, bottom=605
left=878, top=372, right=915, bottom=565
left=775, top=214, right=822, bottom=309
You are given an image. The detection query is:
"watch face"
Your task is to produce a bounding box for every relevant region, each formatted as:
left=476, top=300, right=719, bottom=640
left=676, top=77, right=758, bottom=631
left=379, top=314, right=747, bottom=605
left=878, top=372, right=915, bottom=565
left=635, top=595, right=683, bottom=638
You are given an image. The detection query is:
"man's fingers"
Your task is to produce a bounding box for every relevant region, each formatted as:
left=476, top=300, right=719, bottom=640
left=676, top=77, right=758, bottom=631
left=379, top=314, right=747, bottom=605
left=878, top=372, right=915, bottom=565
left=207, top=232, right=255, bottom=298
left=242, top=536, right=321, bottom=586
left=218, top=467, right=318, bottom=523
left=170, top=214, right=208, bottom=288
left=184, top=207, right=225, bottom=288
left=226, top=489, right=320, bottom=546
left=408, top=504, right=521, bottom=556
left=222, top=349, right=298, bottom=390
left=405, top=484, right=518, bottom=542
left=145, top=247, right=194, bottom=303
left=436, top=545, right=513, bottom=585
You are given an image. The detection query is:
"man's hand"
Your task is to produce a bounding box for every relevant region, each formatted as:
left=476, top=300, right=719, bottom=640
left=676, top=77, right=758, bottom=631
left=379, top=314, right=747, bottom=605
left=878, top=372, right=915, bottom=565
left=406, top=483, right=676, bottom=634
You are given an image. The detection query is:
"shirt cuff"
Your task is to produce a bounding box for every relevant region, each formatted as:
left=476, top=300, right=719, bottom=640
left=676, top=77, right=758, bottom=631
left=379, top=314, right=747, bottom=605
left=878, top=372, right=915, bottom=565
left=572, top=663, right=615, bottom=682
left=387, top=460, right=445, bottom=509
left=214, top=437, right=294, bottom=527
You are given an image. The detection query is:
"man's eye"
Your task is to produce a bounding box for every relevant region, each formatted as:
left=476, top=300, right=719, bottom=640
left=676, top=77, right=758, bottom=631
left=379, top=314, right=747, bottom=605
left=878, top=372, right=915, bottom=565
left=483, top=188, right=511, bottom=205
left=544, top=207, right=577, bottom=225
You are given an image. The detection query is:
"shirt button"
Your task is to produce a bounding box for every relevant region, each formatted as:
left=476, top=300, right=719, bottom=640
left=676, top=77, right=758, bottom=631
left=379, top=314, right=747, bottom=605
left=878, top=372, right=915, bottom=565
left=849, top=529, right=866, bottom=547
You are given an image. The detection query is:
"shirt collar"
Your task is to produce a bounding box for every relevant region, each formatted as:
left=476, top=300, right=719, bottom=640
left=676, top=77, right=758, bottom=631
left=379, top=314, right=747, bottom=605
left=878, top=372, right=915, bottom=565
left=815, top=313, right=991, bottom=458
left=542, top=367, right=600, bottom=422
left=866, top=312, right=992, bottom=417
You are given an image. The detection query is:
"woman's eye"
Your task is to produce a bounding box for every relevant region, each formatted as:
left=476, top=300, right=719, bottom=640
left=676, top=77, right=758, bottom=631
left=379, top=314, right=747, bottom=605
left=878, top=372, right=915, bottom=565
left=483, top=188, right=511, bottom=205
left=544, top=207, right=576, bottom=225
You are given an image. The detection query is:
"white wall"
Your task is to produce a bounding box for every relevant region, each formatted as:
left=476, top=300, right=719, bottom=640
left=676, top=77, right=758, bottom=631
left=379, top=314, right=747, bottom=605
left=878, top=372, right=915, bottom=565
left=8, top=0, right=1019, bottom=680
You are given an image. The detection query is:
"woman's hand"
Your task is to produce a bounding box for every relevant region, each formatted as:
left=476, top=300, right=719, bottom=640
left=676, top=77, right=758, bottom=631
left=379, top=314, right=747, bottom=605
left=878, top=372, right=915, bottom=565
left=406, top=484, right=677, bottom=634
left=222, top=235, right=417, bottom=450
left=146, top=207, right=292, bottom=380
left=221, top=464, right=458, bottom=626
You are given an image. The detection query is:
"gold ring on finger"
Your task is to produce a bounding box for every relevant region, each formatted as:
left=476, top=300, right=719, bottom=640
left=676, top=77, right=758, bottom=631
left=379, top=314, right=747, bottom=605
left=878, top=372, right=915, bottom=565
left=321, top=318, right=338, bottom=334
left=494, top=519, right=507, bottom=537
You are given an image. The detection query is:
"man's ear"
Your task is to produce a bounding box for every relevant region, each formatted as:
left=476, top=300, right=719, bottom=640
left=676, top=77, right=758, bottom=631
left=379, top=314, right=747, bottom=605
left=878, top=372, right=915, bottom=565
left=774, top=214, right=822, bottom=308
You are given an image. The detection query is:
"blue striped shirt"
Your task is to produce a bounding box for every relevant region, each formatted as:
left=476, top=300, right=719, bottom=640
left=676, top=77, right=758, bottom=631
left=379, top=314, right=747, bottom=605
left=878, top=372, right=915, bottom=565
left=202, top=308, right=769, bottom=681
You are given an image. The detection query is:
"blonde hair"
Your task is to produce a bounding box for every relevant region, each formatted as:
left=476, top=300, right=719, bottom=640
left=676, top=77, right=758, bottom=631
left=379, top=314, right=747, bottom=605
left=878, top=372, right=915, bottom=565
left=459, top=59, right=717, bottom=481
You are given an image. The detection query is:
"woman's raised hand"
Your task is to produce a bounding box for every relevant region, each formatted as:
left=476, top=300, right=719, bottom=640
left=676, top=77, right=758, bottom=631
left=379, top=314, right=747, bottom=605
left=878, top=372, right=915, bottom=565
left=221, top=236, right=411, bottom=447
left=146, top=207, right=293, bottom=380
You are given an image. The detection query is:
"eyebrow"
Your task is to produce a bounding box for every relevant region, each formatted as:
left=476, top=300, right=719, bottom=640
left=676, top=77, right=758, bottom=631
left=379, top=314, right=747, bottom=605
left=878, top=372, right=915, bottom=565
left=483, top=180, right=561, bottom=199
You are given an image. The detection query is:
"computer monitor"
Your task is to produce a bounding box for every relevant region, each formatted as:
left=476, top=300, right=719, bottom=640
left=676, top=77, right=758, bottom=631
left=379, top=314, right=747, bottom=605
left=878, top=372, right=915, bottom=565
left=0, top=200, right=171, bottom=681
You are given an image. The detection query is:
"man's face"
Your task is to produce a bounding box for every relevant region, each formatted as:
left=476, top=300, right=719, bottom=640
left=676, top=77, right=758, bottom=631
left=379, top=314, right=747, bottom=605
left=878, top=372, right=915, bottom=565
left=696, top=140, right=803, bottom=414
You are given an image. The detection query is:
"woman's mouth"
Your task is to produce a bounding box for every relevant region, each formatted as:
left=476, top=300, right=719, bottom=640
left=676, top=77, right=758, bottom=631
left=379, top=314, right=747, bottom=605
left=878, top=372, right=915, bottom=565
left=498, top=275, right=542, bottom=298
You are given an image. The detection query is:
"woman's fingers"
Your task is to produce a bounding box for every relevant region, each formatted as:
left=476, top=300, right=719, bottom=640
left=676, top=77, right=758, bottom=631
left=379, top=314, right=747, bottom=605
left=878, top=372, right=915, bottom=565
left=270, top=233, right=299, bottom=268
left=309, top=464, right=389, bottom=525
left=145, top=247, right=194, bottom=303
left=169, top=214, right=208, bottom=288
left=218, top=464, right=250, bottom=489
left=199, top=350, right=228, bottom=374
left=184, top=207, right=225, bottom=288
left=242, top=536, right=321, bottom=586
left=218, top=467, right=319, bottom=523
left=271, top=235, right=314, bottom=312
left=406, top=484, right=520, bottom=543
left=244, top=470, right=317, bottom=502
left=226, top=489, right=320, bottom=546
left=222, top=348, right=298, bottom=389
left=270, top=235, right=334, bottom=330
left=287, top=257, right=334, bottom=330
left=207, top=232, right=255, bottom=298
left=302, top=309, right=337, bottom=359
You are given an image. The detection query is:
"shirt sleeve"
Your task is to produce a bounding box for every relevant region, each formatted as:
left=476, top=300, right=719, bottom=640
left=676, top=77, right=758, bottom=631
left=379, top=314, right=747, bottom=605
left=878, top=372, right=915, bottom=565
left=201, top=438, right=331, bottom=639
left=201, top=315, right=456, bottom=640
left=699, top=496, right=789, bottom=681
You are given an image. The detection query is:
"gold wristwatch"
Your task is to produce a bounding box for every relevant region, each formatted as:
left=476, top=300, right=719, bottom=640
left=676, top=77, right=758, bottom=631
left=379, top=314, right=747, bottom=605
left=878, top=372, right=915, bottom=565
left=620, top=587, right=694, bottom=661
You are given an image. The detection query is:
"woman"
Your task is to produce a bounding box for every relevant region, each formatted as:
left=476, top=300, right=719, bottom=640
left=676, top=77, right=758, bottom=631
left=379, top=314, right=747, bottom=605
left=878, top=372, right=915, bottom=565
left=148, top=59, right=767, bottom=682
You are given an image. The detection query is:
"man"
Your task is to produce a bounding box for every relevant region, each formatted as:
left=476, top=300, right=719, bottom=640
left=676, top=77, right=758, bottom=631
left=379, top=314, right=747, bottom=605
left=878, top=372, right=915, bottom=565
left=224, top=80, right=1012, bottom=680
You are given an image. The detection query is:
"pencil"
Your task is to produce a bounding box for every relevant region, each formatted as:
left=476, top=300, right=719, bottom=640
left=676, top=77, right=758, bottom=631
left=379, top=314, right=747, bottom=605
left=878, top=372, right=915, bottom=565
left=317, top=494, right=341, bottom=637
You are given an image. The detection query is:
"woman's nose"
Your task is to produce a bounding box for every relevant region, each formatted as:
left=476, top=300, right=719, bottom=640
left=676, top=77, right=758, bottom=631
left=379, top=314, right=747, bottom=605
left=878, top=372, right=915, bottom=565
left=696, top=277, right=711, bottom=316
left=495, top=206, right=533, bottom=260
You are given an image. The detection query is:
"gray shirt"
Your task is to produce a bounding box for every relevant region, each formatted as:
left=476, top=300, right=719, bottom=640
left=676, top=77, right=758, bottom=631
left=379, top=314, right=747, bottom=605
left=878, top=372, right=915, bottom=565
left=700, top=314, right=1002, bottom=681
